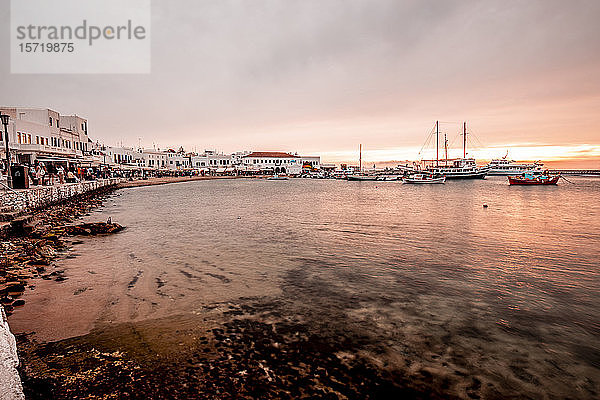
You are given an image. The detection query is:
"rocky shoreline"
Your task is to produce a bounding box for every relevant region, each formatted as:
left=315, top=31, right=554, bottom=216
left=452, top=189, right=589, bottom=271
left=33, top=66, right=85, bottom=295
left=15, top=298, right=453, bottom=400
left=0, top=186, right=121, bottom=316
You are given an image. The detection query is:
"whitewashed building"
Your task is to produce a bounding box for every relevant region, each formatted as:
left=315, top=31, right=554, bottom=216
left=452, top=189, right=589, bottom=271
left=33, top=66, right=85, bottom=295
left=242, top=152, right=302, bottom=175
left=140, top=149, right=168, bottom=169
left=0, top=107, right=90, bottom=165
left=191, top=150, right=232, bottom=172
left=166, top=149, right=192, bottom=170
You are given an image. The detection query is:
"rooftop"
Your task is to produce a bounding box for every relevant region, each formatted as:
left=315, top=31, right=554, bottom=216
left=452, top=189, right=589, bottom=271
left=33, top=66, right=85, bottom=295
left=243, top=152, right=300, bottom=158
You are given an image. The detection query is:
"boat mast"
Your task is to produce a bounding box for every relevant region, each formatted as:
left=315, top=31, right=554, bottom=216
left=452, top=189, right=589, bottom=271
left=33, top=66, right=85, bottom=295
left=444, top=133, right=448, bottom=164
left=463, top=121, right=467, bottom=158
left=359, top=144, right=362, bottom=173
left=436, top=121, right=439, bottom=167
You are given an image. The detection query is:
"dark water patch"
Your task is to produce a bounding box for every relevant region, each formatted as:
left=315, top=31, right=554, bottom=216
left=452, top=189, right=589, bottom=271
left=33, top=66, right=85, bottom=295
left=178, top=269, right=203, bottom=280
left=204, top=272, right=231, bottom=283
left=127, top=270, right=143, bottom=289
left=573, top=344, right=600, bottom=369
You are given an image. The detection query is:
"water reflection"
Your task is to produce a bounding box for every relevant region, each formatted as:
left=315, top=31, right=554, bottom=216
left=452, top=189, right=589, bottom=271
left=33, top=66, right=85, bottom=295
left=10, top=177, right=600, bottom=398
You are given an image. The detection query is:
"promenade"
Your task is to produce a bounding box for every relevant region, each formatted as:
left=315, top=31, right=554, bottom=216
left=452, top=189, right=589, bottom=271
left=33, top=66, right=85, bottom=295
left=0, top=178, right=122, bottom=214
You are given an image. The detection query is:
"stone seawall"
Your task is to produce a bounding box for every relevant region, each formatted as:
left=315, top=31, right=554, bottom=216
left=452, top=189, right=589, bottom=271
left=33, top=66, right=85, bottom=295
left=0, top=179, right=122, bottom=213
left=0, top=306, right=24, bottom=400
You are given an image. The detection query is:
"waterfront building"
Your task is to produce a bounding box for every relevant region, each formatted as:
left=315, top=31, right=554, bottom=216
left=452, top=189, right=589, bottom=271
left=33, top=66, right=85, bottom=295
left=140, top=149, right=168, bottom=169
left=166, top=148, right=192, bottom=170
left=191, top=150, right=233, bottom=173
left=1, top=106, right=325, bottom=178
left=0, top=107, right=90, bottom=166
left=300, top=156, right=321, bottom=171
left=242, top=151, right=302, bottom=175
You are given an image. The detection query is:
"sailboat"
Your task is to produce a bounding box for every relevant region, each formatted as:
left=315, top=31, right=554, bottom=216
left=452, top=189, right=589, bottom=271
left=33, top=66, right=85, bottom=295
left=424, top=121, right=489, bottom=179
left=347, top=144, right=379, bottom=181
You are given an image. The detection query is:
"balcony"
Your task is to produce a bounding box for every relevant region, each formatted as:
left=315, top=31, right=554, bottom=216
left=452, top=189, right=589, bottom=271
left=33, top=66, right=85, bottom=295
left=14, top=143, right=84, bottom=158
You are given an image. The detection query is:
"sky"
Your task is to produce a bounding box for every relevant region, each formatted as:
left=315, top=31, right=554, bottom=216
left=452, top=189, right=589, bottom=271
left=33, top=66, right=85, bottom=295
left=1, top=0, right=599, bottom=167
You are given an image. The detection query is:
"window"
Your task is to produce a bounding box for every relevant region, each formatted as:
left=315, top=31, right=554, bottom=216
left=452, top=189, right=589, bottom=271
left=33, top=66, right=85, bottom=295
left=49, top=117, right=53, bottom=126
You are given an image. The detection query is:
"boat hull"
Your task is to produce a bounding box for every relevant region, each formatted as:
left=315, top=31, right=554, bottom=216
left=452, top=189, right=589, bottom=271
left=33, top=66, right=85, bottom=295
left=508, top=176, right=559, bottom=185
left=347, top=175, right=379, bottom=181
left=433, top=171, right=488, bottom=179
left=403, top=177, right=446, bottom=184
left=425, top=167, right=488, bottom=179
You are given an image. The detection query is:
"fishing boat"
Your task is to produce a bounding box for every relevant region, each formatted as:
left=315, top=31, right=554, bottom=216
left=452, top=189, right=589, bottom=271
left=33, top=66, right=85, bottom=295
left=508, top=172, right=559, bottom=185
left=348, top=144, right=379, bottom=181
left=403, top=173, right=446, bottom=184
left=487, top=153, right=544, bottom=175
left=267, top=174, right=289, bottom=180
left=423, top=122, right=489, bottom=179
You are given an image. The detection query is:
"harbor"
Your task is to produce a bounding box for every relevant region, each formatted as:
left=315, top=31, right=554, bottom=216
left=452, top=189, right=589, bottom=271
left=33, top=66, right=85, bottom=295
left=2, top=1, right=600, bottom=398
left=1, top=176, right=598, bottom=399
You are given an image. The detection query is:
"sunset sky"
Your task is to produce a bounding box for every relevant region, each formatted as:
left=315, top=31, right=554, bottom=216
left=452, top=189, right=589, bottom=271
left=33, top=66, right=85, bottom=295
left=1, top=0, right=599, bottom=167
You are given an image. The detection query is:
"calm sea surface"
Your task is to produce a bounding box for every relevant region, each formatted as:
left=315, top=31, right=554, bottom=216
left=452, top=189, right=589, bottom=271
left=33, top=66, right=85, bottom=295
left=10, top=177, right=600, bottom=398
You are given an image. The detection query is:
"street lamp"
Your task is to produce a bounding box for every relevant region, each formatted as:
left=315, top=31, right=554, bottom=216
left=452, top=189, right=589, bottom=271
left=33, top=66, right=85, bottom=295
left=0, top=113, right=11, bottom=188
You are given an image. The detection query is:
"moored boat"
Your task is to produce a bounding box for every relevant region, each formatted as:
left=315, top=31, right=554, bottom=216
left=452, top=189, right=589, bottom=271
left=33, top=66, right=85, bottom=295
left=487, top=155, right=543, bottom=175
left=347, top=174, right=379, bottom=181
left=508, top=172, right=559, bottom=185
left=422, top=121, right=488, bottom=179
left=403, top=173, right=446, bottom=184
left=348, top=144, right=380, bottom=181
left=377, top=175, right=401, bottom=181
left=426, top=158, right=489, bottom=179
left=267, top=174, right=289, bottom=180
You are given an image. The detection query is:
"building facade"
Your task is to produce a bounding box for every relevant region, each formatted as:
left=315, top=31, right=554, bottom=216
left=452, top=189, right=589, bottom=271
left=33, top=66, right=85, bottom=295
left=0, top=107, right=89, bottom=166
left=242, top=152, right=302, bottom=175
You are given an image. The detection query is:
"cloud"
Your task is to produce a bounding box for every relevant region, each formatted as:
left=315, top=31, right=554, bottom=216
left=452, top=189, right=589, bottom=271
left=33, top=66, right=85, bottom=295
left=0, top=0, right=598, bottom=160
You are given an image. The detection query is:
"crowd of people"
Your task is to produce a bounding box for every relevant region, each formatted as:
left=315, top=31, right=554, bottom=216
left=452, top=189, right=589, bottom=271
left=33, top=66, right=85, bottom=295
left=1, top=160, right=203, bottom=189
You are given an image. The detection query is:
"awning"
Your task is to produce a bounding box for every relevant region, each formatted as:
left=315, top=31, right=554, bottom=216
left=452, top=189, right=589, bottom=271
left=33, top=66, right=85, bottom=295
left=34, top=156, right=82, bottom=163
left=216, top=167, right=226, bottom=173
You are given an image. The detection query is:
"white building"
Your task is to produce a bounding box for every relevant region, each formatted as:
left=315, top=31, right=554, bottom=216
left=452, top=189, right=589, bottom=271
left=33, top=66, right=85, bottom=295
left=166, top=149, right=192, bottom=170
left=140, top=149, right=168, bottom=169
left=242, top=152, right=302, bottom=175
left=191, top=150, right=232, bottom=172
left=0, top=107, right=90, bottom=165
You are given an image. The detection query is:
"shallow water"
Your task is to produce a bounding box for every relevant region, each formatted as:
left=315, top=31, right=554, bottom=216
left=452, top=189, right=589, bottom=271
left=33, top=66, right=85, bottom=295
left=10, top=177, right=600, bottom=398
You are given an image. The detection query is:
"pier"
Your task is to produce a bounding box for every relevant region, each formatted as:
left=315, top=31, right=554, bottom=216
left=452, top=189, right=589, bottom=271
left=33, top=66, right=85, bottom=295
left=549, top=169, right=600, bottom=176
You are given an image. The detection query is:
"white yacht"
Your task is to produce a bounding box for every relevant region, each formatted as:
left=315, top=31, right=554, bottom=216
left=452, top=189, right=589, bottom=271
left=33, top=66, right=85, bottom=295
left=487, top=157, right=543, bottom=175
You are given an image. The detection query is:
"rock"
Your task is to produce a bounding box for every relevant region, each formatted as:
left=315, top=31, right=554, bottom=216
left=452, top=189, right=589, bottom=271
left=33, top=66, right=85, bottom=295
left=1, top=296, right=13, bottom=305
left=4, top=282, right=25, bottom=295
left=63, top=222, right=124, bottom=236
left=13, top=299, right=25, bottom=306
